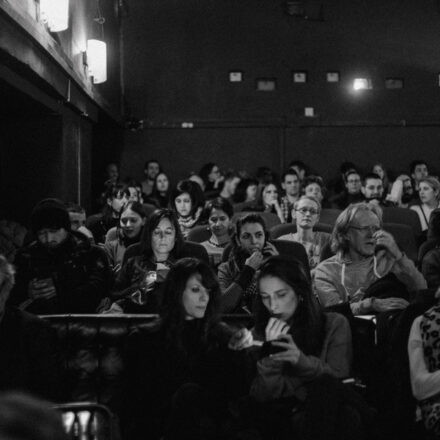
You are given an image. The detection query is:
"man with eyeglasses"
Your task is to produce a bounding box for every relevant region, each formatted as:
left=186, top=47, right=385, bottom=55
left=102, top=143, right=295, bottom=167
left=278, top=196, right=331, bottom=270
left=313, top=202, right=426, bottom=315
left=330, top=171, right=364, bottom=210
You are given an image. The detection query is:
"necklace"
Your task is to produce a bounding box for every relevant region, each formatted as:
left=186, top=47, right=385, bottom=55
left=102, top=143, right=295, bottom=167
left=208, top=238, right=227, bottom=248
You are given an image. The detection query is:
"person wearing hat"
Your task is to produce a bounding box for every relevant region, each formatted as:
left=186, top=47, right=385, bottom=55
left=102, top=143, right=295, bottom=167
left=9, top=199, right=112, bottom=314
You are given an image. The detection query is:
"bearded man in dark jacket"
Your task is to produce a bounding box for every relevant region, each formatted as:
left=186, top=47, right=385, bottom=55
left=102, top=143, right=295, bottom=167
left=9, top=198, right=111, bottom=314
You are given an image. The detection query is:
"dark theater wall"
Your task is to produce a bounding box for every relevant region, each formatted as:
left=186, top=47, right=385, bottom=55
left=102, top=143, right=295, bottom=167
left=121, top=0, right=440, bottom=180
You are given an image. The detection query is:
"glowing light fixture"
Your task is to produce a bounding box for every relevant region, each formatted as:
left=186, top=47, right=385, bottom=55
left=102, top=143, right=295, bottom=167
left=40, top=0, right=69, bottom=32
left=353, top=78, right=372, bottom=90
left=87, top=39, right=107, bottom=84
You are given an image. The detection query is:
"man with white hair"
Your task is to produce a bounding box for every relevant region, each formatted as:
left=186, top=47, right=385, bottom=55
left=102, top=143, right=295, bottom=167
left=313, top=202, right=426, bottom=314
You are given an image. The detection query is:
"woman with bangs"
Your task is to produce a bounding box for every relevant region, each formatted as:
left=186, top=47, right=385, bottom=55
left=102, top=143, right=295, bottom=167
left=171, top=180, right=205, bottom=239
left=124, top=257, right=247, bottom=440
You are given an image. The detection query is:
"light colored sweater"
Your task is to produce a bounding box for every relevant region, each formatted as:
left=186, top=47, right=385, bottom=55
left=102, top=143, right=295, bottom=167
left=313, top=250, right=427, bottom=314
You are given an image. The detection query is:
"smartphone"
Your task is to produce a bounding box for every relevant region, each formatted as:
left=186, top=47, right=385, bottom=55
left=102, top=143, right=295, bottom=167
left=260, top=341, right=286, bottom=358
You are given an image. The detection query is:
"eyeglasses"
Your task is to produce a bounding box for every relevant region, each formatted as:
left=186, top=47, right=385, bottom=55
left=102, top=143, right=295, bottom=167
left=296, top=207, right=319, bottom=216
left=347, top=179, right=360, bottom=184
left=349, top=225, right=380, bottom=234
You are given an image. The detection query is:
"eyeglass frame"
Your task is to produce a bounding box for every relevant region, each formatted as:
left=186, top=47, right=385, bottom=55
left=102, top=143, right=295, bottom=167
left=295, top=207, right=319, bottom=216
left=348, top=225, right=381, bottom=234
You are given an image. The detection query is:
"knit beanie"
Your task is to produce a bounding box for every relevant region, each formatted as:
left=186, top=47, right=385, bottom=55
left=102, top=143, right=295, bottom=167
left=30, top=198, right=71, bottom=234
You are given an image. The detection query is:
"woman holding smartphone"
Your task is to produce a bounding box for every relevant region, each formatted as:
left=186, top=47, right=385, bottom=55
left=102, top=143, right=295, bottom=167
left=123, top=258, right=247, bottom=440
left=110, top=208, right=183, bottom=313
left=230, top=255, right=372, bottom=440
left=218, top=213, right=278, bottom=313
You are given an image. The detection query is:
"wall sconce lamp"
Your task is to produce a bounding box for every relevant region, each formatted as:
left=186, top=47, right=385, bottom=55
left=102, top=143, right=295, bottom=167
left=85, top=1, right=107, bottom=84
left=86, top=39, right=107, bottom=84
left=39, top=0, right=69, bottom=32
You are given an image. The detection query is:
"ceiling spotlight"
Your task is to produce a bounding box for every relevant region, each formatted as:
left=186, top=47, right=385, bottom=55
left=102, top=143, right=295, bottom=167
left=353, top=78, right=372, bottom=90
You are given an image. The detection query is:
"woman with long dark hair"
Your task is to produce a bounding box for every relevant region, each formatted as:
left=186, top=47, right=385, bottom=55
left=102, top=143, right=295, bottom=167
left=236, top=255, right=372, bottom=440
left=218, top=213, right=278, bottom=314
left=123, top=257, right=246, bottom=440
left=110, top=208, right=184, bottom=313
left=104, top=201, right=147, bottom=274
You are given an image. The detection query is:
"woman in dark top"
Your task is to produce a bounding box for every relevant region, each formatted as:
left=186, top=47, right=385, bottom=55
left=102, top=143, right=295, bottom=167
left=232, top=256, right=373, bottom=440
left=123, top=257, right=246, bottom=440
left=110, top=208, right=183, bottom=313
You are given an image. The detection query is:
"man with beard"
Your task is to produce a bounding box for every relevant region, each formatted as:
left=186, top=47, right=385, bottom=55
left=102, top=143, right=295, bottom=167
left=386, top=174, right=415, bottom=208
left=361, top=173, right=385, bottom=205
left=10, top=199, right=111, bottom=314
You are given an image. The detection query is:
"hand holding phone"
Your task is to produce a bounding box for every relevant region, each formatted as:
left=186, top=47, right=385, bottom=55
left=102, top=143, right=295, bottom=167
left=28, top=277, right=56, bottom=300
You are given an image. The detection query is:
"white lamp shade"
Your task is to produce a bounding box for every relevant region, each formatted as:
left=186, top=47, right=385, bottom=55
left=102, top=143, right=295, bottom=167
left=87, top=39, right=107, bottom=84
left=40, top=0, right=69, bottom=32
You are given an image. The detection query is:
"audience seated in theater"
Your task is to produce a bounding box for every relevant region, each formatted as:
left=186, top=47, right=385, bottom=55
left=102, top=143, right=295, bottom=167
left=288, top=159, right=308, bottom=184
left=361, top=172, right=386, bottom=206
left=385, top=174, right=415, bottom=208
left=124, top=179, right=144, bottom=204
left=230, top=256, right=373, bottom=440
left=330, top=170, right=364, bottom=210
left=87, top=183, right=129, bottom=244
left=65, top=202, right=94, bottom=244
left=278, top=196, right=331, bottom=270
left=233, top=178, right=259, bottom=205
left=122, top=257, right=247, bottom=440
left=408, top=301, right=440, bottom=439
left=109, top=208, right=183, bottom=313
left=10, top=199, right=111, bottom=314
left=199, top=162, right=224, bottom=199
left=372, top=163, right=392, bottom=195
left=0, top=392, right=68, bottom=440
left=219, top=170, right=241, bottom=203
left=410, top=176, right=440, bottom=233
left=410, top=159, right=429, bottom=195
left=141, top=159, right=162, bottom=197
left=279, top=169, right=301, bottom=223
left=313, top=202, right=426, bottom=315
left=0, top=255, right=63, bottom=401
left=200, top=198, right=233, bottom=267
left=171, top=179, right=205, bottom=239
left=303, top=174, right=330, bottom=208
left=421, top=209, right=440, bottom=289
left=104, top=201, right=147, bottom=275
left=145, top=172, right=171, bottom=208
left=218, top=213, right=278, bottom=314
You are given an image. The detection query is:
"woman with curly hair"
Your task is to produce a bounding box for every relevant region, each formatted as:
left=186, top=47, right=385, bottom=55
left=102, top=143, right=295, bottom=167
left=123, top=257, right=247, bottom=440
